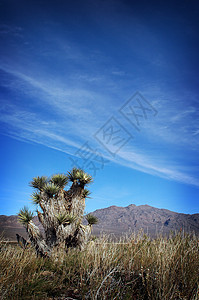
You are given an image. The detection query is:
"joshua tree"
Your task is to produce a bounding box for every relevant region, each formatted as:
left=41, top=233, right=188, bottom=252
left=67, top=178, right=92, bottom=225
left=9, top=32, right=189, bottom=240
left=18, top=168, right=97, bottom=257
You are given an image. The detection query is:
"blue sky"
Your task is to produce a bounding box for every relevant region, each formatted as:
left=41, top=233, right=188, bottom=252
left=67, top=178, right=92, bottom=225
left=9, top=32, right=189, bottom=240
left=0, top=0, right=199, bottom=215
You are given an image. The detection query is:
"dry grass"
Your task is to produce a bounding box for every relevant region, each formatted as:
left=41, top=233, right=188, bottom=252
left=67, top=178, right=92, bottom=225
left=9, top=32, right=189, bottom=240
left=0, top=231, right=199, bottom=299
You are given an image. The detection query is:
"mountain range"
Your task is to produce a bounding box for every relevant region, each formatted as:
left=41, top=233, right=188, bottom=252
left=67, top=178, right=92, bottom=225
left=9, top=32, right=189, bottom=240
left=91, top=204, right=199, bottom=237
left=0, top=204, right=199, bottom=241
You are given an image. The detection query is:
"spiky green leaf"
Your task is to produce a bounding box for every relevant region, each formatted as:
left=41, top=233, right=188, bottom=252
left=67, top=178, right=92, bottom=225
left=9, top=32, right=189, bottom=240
left=30, top=176, right=47, bottom=191
left=18, top=206, right=34, bottom=225
left=77, top=170, right=93, bottom=186
left=67, top=168, right=93, bottom=186
left=86, top=214, right=98, bottom=225
left=82, top=189, right=91, bottom=199
left=50, top=174, right=68, bottom=188
left=43, top=183, right=60, bottom=197
left=67, top=167, right=81, bottom=183
left=56, top=213, right=76, bottom=225
left=32, top=192, right=41, bottom=205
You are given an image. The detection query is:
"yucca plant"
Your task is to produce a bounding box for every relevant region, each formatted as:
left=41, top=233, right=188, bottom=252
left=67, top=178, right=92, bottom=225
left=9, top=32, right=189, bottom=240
left=18, top=169, right=96, bottom=256
left=43, top=182, right=60, bottom=197
left=50, top=174, right=68, bottom=189
left=82, top=189, right=91, bottom=199
left=30, top=176, right=47, bottom=191
left=56, top=213, right=76, bottom=225
left=32, top=192, right=41, bottom=205
left=86, top=214, right=98, bottom=225
left=18, top=206, right=34, bottom=225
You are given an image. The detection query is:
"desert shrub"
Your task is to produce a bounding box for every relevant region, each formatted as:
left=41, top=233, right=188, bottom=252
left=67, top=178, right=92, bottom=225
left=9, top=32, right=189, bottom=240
left=0, top=231, right=198, bottom=299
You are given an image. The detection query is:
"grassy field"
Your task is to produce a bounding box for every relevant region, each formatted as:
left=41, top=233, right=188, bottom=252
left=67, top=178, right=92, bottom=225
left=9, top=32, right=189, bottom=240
left=0, top=231, right=199, bottom=299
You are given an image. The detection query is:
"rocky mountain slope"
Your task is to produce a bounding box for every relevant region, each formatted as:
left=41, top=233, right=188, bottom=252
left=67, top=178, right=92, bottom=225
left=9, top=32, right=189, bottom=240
left=0, top=215, right=42, bottom=241
left=1, top=204, right=199, bottom=240
left=91, top=204, right=199, bottom=237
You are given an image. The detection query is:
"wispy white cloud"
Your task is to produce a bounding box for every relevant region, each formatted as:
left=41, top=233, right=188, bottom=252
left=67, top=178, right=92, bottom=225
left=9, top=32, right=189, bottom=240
left=0, top=64, right=107, bottom=136
left=138, top=95, right=199, bottom=148
left=114, top=149, right=199, bottom=187
left=0, top=24, right=23, bottom=37
left=193, top=129, right=199, bottom=136
left=0, top=64, right=95, bottom=110
left=0, top=104, right=81, bottom=150
left=0, top=59, right=198, bottom=189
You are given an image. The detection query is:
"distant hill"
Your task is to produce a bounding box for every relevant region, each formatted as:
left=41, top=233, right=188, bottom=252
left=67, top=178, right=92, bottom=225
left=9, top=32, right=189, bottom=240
left=91, top=204, right=199, bottom=237
left=0, top=215, right=42, bottom=241
left=1, top=204, right=199, bottom=241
